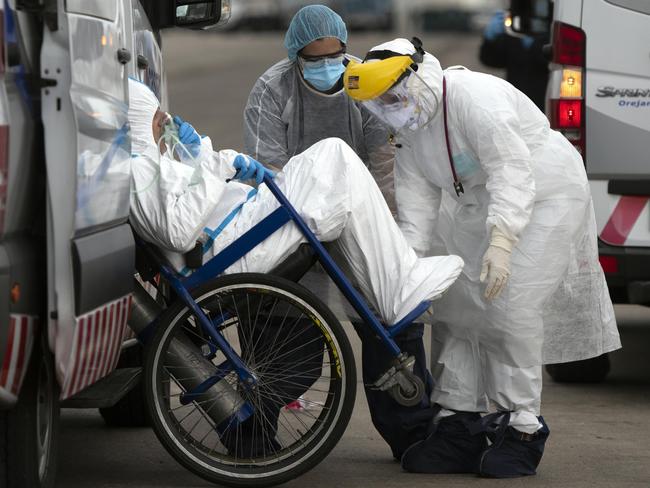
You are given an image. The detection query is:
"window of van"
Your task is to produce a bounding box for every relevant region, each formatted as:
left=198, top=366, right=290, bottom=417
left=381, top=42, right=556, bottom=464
left=605, top=0, right=650, bottom=16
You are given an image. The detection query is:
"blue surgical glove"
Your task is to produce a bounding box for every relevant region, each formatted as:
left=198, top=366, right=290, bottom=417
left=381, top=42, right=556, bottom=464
left=521, top=36, right=534, bottom=49
left=232, top=154, right=276, bottom=185
left=173, top=115, right=201, bottom=157
left=484, top=11, right=505, bottom=41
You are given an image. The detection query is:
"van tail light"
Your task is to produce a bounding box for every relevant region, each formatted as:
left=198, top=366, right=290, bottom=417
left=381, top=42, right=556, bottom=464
left=552, top=22, right=586, bottom=66
left=599, top=255, right=619, bottom=275
left=548, top=21, right=586, bottom=159
left=551, top=99, right=582, bottom=129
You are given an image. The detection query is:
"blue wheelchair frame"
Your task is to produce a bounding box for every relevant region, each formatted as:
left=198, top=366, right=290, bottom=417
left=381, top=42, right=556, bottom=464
left=153, top=174, right=430, bottom=393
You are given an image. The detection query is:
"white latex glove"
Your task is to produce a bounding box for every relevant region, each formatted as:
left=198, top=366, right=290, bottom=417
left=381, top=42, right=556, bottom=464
left=479, top=228, right=514, bottom=300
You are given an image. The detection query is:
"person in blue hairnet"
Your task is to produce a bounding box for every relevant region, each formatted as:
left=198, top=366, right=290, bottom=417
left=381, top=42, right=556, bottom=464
left=244, top=5, right=394, bottom=205
left=243, top=5, right=433, bottom=461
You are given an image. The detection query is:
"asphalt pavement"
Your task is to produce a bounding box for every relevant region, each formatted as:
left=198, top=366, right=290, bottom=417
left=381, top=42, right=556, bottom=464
left=55, top=31, right=650, bottom=488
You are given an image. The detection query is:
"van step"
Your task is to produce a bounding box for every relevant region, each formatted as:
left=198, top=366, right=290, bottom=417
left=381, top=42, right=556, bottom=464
left=61, top=367, right=141, bottom=409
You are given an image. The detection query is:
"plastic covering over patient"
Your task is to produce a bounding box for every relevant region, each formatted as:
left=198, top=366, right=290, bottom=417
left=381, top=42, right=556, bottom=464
left=127, top=78, right=464, bottom=325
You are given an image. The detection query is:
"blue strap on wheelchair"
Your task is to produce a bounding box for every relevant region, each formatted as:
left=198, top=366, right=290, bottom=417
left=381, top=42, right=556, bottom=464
left=179, top=188, right=258, bottom=277
left=182, top=206, right=292, bottom=290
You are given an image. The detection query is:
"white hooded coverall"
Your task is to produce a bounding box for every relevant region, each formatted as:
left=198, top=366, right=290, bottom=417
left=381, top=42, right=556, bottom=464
left=126, top=78, right=463, bottom=326
left=379, top=42, right=621, bottom=432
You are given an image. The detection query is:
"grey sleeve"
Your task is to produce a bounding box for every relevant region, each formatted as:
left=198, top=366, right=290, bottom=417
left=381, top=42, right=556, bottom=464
left=243, top=79, right=290, bottom=168
left=361, top=107, right=396, bottom=213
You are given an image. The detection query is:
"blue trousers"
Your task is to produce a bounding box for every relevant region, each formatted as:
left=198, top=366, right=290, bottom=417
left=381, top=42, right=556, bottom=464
left=352, top=321, right=436, bottom=460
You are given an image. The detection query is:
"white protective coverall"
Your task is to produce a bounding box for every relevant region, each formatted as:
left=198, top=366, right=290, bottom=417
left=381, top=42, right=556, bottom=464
left=380, top=43, right=621, bottom=432
left=127, top=79, right=463, bottom=325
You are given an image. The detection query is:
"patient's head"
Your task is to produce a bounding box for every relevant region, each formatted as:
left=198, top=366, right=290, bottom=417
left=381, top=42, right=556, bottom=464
left=128, top=78, right=167, bottom=155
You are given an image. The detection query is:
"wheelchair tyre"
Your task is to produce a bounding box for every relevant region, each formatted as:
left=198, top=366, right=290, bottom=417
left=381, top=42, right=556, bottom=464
left=145, top=273, right=356, bottom=487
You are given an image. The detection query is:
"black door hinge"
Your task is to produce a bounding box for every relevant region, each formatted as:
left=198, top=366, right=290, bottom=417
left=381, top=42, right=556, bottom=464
left=16, top=0, right=58, bottom=31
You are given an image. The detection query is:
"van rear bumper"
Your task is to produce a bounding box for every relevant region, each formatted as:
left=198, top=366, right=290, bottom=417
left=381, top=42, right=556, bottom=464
left=599, top=239, right=650, bottom=304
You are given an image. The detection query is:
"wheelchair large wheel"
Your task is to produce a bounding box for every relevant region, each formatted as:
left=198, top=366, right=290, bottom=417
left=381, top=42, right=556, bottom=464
left=145, top=273, right=356, bottom=487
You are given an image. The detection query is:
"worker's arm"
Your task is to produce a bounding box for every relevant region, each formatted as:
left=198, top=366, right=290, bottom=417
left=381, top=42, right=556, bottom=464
left=130, top=144, right=240, bottom=253
left=394, top=140, right=442, bottom=256
left=243, top=78, right=290, bottom=168
left=456, top=84, right=536, bottom=243
left=361, top=107, right=397, bottom=213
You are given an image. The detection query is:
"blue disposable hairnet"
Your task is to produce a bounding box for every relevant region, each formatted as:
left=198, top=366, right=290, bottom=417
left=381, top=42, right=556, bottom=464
left=284, top=5, right=348, bottom=61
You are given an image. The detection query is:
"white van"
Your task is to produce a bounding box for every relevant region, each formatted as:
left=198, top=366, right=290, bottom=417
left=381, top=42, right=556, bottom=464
left=510, top=0, right=650, bottom=379
left=0, top=2, right=229, bottom=487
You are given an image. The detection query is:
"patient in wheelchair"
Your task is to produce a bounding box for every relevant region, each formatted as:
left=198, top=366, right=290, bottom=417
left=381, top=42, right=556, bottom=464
left=128, top=78, right=463, bottom=326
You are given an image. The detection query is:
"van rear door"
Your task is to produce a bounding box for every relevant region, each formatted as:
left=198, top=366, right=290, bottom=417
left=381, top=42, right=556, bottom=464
left=41, top=0, right=134, bottom=398
left=582, top=0, right=650, bottom=248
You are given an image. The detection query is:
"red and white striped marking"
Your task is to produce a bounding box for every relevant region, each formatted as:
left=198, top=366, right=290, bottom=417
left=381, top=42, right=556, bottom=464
left=61, top=295, right=132, bottom=400
left=0, top=314, right=37, bottom=398
left=592, top=181, right=650, bottom=247
left=600, top=196, right=650, bottom=246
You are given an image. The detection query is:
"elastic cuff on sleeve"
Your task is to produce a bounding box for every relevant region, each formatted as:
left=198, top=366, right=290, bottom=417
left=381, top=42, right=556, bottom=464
left=490, top=227, right=515, bottom=253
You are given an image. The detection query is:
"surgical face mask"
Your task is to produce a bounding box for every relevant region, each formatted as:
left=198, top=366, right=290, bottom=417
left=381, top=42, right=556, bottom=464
left=381, top=102, right=420, bottom=133
left=362, top=76, right=433, bottom=133
left=299, top=55, right=346, bottom=92
left=453, top=152, right=481, bottom=178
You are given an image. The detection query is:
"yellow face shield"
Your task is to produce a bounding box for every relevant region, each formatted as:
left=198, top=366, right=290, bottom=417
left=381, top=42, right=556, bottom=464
left=344, top=56, right=414, bottom=101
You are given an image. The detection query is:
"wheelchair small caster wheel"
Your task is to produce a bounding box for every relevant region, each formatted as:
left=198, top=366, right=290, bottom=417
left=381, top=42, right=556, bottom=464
left=389, top=374, right=425, bottom=407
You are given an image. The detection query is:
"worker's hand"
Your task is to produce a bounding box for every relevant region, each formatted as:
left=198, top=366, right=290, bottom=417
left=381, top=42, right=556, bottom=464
left=479, top=228, right=514, bottom=301
left=173, top=115, right=201, bottom=157
left=520, top=36, right=534, bottom=49
left=484, top=11, right=506, bottom=41
left=232, top=154, right=276, bottom=185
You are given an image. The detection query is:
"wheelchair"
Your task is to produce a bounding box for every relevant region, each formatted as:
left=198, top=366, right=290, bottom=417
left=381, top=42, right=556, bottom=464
left=132, top=174, right=432, bottom=487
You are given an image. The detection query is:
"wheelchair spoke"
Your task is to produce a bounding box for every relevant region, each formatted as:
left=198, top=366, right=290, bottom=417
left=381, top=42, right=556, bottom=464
left=247, top=326, right=313, bottom=376
left=255, top=335, right=327, bottom=371
left=247, top=301, right=292, bottom=368
left=256, top=382, right=314, bottom=436
left=255, top=339, right=326, bottom=368
left=255, top=313, right=307, bottom=367
left=148, top=276, right=354, bottom=477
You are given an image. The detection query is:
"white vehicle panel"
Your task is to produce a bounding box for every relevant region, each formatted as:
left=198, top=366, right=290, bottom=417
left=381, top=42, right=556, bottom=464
left=587, top=71, right=650, bottom=130
left=41, top=0, right=131, bottom=388
left=583, top=1, right=650, bottom=78
left=552, top=0, right=582, bottom=27
left=582, top=0, right=650, bottom=179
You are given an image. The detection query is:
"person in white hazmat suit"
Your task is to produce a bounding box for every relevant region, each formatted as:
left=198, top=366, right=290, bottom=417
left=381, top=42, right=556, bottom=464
left=344, top=38, right=621, bottom=478
left=243, top=5, right=437, bottom=459
left=126, top=77, right=464, bottom=355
